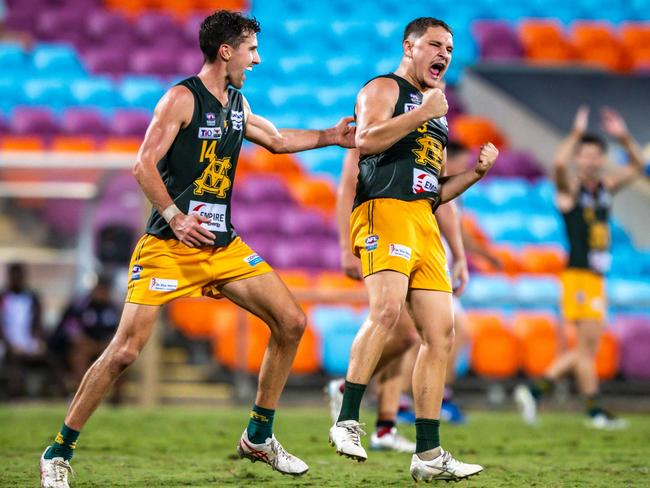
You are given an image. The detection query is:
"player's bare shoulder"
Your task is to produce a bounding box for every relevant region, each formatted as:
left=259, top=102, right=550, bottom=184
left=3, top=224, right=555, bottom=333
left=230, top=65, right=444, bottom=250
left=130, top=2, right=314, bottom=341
left=357, top=77, right=400, bottom=105
left=155, top=84, right=195, bottom=127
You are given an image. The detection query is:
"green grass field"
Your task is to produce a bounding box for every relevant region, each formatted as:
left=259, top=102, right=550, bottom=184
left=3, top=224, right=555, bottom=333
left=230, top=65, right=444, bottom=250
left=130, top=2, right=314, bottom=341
left=2, top=404, right=649, bottom=487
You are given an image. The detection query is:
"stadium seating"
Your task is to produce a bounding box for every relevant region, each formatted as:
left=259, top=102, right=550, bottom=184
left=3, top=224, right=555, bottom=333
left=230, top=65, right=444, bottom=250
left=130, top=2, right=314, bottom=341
left=513, top=312, right=559, bottom=377
left=468, top=312, right=520, bottom=378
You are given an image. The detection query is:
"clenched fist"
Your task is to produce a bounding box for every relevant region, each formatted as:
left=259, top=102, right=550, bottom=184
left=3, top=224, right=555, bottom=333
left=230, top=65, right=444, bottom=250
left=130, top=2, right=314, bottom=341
left=474, top=142, right=499, bottom=177
left=420, top=88, right=448, bottom=120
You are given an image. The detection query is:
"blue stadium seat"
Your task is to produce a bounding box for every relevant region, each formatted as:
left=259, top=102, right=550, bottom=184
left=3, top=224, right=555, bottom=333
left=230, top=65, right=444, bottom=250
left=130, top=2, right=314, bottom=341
left=611, top=219, right=633, bottom=248
left=608, top=279, right=650, bottom=309
left=531, top=179, right=557, bottom=211
left=462, top=274, right=514, bottom=308
left=22, top=77, right=74, bottom=111
left=482, top=178, right=529, bottom=208
left=0, top=77, right=23, bottom=113
left=31, top=43, right=86, bottom=76
left=70, top=78, right=118, bottom=111
left=298, top=146, right=345, bottom=180
left=311, top=306, right=364, bottom=375
left=513, top=275, right=560, bottom=310
left=118, top=76, right=165, bottom=111
left=0, top=43, right=29, bottom=74
left=526, top=214, right=563, bottom=243
left=479, top=212, right=527, bottom=242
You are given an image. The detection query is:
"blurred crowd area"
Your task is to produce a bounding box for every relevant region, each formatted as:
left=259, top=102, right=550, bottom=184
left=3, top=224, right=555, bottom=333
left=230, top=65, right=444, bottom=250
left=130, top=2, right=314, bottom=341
left=1, top=0, right=650, bottom=402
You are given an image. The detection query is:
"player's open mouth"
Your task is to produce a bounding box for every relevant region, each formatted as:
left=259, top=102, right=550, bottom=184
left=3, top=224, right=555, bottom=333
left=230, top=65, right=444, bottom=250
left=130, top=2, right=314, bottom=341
left=430, top=62, right=446, bottom=78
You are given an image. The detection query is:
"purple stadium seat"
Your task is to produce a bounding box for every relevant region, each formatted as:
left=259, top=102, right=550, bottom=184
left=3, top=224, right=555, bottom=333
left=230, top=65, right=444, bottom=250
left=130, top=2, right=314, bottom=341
left=101, top=170, right=139, bottom=198
left=271, top=238, right=327, bottom=269
left=321, top=241, right=342, bottom=269
left=36, top=9, right=85, bottom=41
left=619, top=317, right=650, bottom=380
left=472, top=20, right=523, bottom=62
left=279, top=208, right=328, bottom=237
left=183, top=14, right=204, bottom=48
left=109, top=110, right=150, bottom=137
left=43, top=199, right=84, bottom=235
left=234, top=206, right=286, bottom=235
left=178, top=49, right=204, bottom=76
left=10, top=107, right=59, bottom=135
left=135, top=12, right=183, bottom=46
left=240, top=232, right=275, bottom=264
left=129, top=48, right=180, bottom=76
left=236, top=175, right=294, bottom=204
left=60, top=108, right=106, bottom=136
left=85, top=10, right=131, bottom=44
left=482, top=150, right=544, bottom=180
left=0, top=114, right=9, bottom=135
left=445, top=86, right=465, bottom=118
left=83, top=47, right=130, bottom=76
left=94, top=194, right=144, bottom=234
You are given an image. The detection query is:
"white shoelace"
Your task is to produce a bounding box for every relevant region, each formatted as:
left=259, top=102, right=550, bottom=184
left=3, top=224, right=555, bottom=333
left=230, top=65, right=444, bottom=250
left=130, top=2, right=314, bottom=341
left=270, top=439, right=293, bottom=466
left=344, top=423, right=366, bottom=445
left=52, top=459, right=73, bottom=482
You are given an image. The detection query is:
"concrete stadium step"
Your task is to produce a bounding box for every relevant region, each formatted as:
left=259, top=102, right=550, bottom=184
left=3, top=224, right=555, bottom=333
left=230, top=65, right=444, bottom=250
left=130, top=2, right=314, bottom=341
left=123, top=380, right=232, bottom=404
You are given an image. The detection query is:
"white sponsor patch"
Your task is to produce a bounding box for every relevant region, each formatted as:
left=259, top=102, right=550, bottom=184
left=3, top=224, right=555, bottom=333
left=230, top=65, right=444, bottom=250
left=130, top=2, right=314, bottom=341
left=198, top=127, right=222, bottom=139
left=389, top=243, right=412, bottom=261
left=404, top=103, right=419, bottom=112
left=189, top=200, right=227, bottom=233
left=149, top=278, right=178, bottom=292
left=230, top=110, right=244, bottom=130
left=244, top=253, right=264, bottom=266
left=413, top=168, right=439, bottom=194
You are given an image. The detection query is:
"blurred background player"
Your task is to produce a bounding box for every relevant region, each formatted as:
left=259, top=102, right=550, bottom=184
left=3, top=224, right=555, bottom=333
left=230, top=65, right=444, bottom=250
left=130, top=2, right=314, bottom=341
left=330, top=141, right=468, bottom=452
left=39, top=10, right=355, bottom=487
left=328, top=17, right=498, bottom=482
left=515, top=106, right=645, bottom=429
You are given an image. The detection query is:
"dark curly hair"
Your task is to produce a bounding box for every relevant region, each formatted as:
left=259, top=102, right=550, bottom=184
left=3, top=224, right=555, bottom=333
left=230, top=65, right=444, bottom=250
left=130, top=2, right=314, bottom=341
left=403, top=17, right=452, bottom=41
left=199, top=10, right=261, bottom=63
left=578, top=134, right=608, bottom=153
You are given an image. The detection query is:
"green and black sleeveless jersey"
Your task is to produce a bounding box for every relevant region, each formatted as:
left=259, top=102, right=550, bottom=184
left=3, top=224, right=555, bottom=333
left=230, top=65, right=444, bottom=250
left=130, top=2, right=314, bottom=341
left=353, top=73, right=449, bottom=209
left=145, top=76, right=246, bottom=248
left=562, top=182, right=611, bottom=274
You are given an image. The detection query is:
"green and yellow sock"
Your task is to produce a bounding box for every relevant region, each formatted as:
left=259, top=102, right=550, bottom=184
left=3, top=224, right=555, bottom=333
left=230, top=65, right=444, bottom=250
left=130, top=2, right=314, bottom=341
left=43, top=424, right=79, bottom=461
left=247, top=404, right=275, bottom=444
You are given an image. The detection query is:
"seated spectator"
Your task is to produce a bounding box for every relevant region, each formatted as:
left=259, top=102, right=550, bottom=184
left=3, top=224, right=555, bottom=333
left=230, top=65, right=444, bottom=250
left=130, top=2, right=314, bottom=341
left=0, top=262, right=46, bottom=397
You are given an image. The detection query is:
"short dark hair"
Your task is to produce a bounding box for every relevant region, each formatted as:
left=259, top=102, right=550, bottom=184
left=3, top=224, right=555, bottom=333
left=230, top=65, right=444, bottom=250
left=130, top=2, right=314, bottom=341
left=578, top=133, right=607, bottom=153
left=403, top=17, right=452, bottom=41
left=199, top=10, right=261, bottom=63
left=446, top=140, right=469, bottom=159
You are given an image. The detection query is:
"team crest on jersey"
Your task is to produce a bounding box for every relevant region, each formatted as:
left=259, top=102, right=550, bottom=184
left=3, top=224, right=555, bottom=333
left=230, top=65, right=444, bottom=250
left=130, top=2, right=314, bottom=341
left=198, top=127, right=222, bottom=140
left=206, top=112, right=216, bottom=127
left=230, top=110, right=244, bottom=130
left=409, top=93, right=421, bottom=104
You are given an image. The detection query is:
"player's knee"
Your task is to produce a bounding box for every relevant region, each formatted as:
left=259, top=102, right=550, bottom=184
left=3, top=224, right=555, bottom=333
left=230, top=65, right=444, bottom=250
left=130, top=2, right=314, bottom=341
left=373, top=301, right=402, bottom=330
left=108, top=341, right=141, bottom=371
left=283, top=308, right=307, bottom=343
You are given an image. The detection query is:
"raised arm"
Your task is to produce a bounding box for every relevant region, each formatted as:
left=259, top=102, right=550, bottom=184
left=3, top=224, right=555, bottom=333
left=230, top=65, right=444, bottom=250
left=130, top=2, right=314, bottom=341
left=600, top=108, right=645, bottom=193
left=355, top=78, right=448, bottom=156
left=243, top=97, right=355, bottom=153
left=132, top=86, right=216, bottom=248
left=336, top=149, right=363, bottom=280
left=438, top=143, right=499, bottom=203
left=553, top=106, right=587, bottom=209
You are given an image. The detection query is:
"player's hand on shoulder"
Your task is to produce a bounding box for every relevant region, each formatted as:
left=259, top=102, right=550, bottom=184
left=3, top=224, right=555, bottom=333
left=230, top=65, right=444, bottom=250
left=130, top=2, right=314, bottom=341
left=169, top=213, right=216, bottom=248
left=333, top=116, right=356, bottom=148
left=474, top=142, right=499, bottom=177
left=420, top=88, right=448, bottom=120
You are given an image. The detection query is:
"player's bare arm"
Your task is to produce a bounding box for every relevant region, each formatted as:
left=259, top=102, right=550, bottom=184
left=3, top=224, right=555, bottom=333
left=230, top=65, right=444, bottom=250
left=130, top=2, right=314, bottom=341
left=600, top=108, right=645, bottom=193
left=355, top=78, right=447, bottom=155
left=336, top=148, right=363, bottom=280
left=553, top=105, right=587, bottom=210
left=438, top=143, right=499, bottom=203
left=132, top=85, right=216, bottom=248
left=243, top=97, right=355, bottom=153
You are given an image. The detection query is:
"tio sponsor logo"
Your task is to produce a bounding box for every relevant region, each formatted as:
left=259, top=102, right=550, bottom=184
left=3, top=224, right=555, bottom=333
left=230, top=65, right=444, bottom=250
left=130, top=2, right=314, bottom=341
left=198, top=127, right=222, bottom=140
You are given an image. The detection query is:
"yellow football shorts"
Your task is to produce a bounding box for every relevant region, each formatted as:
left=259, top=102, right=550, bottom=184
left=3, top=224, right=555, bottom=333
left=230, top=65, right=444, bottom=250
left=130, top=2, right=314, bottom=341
left=561, top=268, right=606, bottom=322
left=350, top=198, right=452, bottom=292
left=125, top=235, right=272, bottom=306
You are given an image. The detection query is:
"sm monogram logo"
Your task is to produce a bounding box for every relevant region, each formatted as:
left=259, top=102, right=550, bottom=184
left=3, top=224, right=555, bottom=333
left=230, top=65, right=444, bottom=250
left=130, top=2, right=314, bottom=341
left=193, top=140, right=232, bottom=197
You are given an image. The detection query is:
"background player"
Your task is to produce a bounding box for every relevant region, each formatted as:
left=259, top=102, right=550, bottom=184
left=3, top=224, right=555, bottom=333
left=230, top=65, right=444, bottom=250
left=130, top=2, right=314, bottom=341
left=40, top=11, right=355, bottom=487
left=327, top=17, right=498, bottom=482
left=515, top=106, right=645, bottom=429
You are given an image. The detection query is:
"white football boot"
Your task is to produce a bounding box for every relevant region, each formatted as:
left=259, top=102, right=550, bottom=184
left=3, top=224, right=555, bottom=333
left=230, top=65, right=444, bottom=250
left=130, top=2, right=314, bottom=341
left=329, top=420, right=368, bottom=462
left=587, top=412, right=629, bottom=430
left=237, top=430, right=308, bottom=476
left=325, top=378, right=345, bottom=423
left=40, top=448, right=73, bottom=488
left=370, top=427, right=416, bottom=453
left=410, top=447, right=483, bottom=482
left=514, top=384, right=538, bottom=425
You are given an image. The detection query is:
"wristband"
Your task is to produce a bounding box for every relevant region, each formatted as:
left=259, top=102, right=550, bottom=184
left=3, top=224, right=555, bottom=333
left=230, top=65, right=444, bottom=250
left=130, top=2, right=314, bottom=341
left=162, top=204, right=181, bottom=223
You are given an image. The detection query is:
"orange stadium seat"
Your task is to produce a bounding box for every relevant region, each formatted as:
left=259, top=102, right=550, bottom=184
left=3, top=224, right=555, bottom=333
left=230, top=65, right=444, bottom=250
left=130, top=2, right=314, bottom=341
left=102, top=137, right=142, bottom=153
left=621, top=23, right=650, bottom=70
left=519, top=246, right=566, bottom=275
left=212, top=312, right=319, bottom=374
left=519, top=20, right=575, bottom=64
left=276, top=269, right=313, bottom=289
left=468, top=312, right=520, bottom=378
left=450, top=115, right=508, bottom=150
left=513, top=312, right=558, bottom=377
left=289, top=177, right=337, bottom=214
left=315, top=271, right=364, bottom=291
left=0, top=136, right=45, bottom=151
left=168, top=297, right=237, bottom=339
left=565, top=324, right=620, bottom=380
left=51, top=136, right=97, bottom=152
left=489, top=245, right=522, bottom=275
left=572, top=22, right=628, bottom=72
left=249, top=147, right=304, bottom=179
